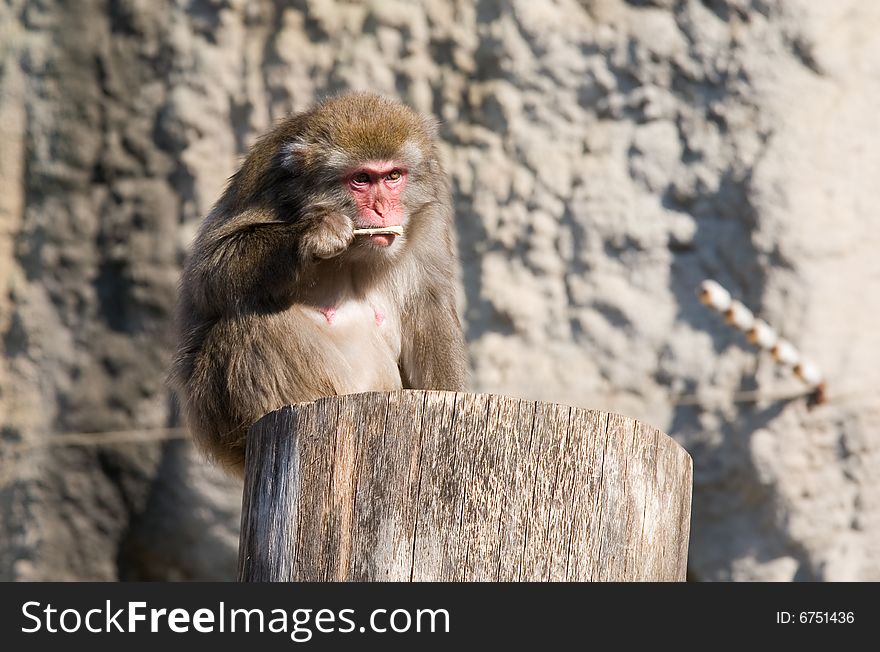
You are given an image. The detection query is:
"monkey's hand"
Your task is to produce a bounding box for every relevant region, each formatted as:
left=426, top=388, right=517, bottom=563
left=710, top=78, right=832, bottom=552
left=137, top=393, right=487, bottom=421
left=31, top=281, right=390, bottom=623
left=299, top=208, right=354, bottom=261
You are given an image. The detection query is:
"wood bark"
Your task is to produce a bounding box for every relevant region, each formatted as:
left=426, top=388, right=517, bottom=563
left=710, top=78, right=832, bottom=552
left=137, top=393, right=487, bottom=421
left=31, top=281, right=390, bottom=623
left=238, top=390, right=692, bottom=581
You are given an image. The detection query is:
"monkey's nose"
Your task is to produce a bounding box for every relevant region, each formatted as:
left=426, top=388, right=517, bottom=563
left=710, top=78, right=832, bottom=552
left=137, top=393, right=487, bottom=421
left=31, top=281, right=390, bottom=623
left=372, top=204, right=391, bottom=225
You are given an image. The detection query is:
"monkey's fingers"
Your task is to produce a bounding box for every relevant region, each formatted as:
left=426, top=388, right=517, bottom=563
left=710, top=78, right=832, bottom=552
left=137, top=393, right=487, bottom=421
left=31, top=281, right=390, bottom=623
left=352, top=226, right=404, bottom=236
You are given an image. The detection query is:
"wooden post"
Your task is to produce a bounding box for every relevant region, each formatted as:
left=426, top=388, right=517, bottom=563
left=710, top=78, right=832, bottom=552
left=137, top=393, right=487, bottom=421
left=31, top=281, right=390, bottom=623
left=237, top=390, right=692, bottom=582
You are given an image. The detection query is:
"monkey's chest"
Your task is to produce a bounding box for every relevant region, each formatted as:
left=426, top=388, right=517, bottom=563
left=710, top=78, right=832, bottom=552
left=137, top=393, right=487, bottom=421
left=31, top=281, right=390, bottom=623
left=303, top=296, right=402, bottom=393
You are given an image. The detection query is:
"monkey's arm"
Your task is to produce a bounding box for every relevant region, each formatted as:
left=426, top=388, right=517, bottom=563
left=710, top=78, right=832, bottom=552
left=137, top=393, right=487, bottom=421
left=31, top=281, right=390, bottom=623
left=185, top=206, right=352, bottom=312
left=399, top=287, right=469, bottom=391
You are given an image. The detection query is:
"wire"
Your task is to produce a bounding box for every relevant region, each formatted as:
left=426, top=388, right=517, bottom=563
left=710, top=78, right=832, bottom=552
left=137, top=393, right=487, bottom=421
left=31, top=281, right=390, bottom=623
left=670, top=388, right=813, bottom=406
left=1, top=427, right=188, bottom=453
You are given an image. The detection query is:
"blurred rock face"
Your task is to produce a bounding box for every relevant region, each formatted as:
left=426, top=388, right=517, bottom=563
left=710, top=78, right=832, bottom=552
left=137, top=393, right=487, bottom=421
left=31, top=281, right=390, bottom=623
left=1, top=0, right=878, bottom=581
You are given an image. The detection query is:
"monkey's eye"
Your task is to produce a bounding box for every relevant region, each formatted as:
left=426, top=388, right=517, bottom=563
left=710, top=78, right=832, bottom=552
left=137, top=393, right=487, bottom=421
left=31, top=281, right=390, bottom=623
left=352, top=172, right=370, bottom=184
left=386, top=169, right=402, bottom=181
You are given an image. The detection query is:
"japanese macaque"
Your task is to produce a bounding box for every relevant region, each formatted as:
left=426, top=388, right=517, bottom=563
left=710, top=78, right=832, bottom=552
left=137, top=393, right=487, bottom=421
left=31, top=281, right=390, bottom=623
left=170, top=93, right=469, bottom=475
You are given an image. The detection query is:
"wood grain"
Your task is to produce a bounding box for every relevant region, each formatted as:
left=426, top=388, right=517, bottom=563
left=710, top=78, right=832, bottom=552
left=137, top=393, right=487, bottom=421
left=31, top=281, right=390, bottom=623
left=238, top=390, right=692, bottom=582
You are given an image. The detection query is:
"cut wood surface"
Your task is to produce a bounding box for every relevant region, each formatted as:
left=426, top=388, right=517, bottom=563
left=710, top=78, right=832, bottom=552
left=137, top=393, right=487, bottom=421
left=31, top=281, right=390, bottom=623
left=238, top=390, right=692, bottom=582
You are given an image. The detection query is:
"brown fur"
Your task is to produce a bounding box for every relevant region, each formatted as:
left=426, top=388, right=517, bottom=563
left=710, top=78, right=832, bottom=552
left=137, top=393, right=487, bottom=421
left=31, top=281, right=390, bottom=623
left=169, top=93, right=469, bottom=475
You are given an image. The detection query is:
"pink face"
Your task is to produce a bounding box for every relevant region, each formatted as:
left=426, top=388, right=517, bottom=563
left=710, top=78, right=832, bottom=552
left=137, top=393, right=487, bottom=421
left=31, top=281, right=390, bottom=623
left=348, top=161, right=407, bottom=247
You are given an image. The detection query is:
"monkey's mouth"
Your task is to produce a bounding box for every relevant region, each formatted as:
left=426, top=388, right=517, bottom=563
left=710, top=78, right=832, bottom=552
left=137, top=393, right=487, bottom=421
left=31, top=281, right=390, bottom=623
left=352, top=226, right=402, bottom=249
left=360, top=233, right=396, bottom=248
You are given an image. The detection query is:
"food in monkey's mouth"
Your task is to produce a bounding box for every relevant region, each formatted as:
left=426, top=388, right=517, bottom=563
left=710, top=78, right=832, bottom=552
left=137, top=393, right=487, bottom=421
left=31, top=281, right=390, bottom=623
left=353, top=226, right=403, bottom=247
left=352, top=226, right=404, bottom=236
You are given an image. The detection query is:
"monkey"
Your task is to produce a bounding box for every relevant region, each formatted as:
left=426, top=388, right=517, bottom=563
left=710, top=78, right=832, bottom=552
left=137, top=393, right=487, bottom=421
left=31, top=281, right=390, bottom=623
left=169, top=93, right=469, bottom=476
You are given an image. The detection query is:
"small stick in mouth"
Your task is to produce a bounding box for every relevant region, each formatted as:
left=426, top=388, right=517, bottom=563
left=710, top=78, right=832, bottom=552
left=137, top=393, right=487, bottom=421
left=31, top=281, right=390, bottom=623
left=352, top=226, right=404, bottom=236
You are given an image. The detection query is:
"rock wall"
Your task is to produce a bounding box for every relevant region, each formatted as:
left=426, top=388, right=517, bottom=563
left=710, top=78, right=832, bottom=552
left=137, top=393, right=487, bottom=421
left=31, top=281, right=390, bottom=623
left=1, top=0, right=878, bottom=581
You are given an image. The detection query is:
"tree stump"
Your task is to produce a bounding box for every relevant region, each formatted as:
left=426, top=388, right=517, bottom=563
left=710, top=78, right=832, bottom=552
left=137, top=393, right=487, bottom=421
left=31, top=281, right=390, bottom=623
left=238, top=390, right=692, bottom=582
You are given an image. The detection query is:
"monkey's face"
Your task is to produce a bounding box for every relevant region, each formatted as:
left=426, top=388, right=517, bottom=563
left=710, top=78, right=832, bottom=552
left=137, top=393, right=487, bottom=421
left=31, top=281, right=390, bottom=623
left=347, top=161, right=408, bottom=249
left=273, top=94, right=440, bottom=262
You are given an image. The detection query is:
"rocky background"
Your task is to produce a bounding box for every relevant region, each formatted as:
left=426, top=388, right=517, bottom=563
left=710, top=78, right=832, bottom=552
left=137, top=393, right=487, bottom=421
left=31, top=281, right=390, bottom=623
left=1, top=0, right=878, bottom=581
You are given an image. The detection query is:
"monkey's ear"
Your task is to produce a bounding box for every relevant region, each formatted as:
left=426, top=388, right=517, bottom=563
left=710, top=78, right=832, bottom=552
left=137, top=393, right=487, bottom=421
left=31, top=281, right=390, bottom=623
left=279, top=138, right=309, bottom=172
left=420, top=115, right=440, bottom=139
